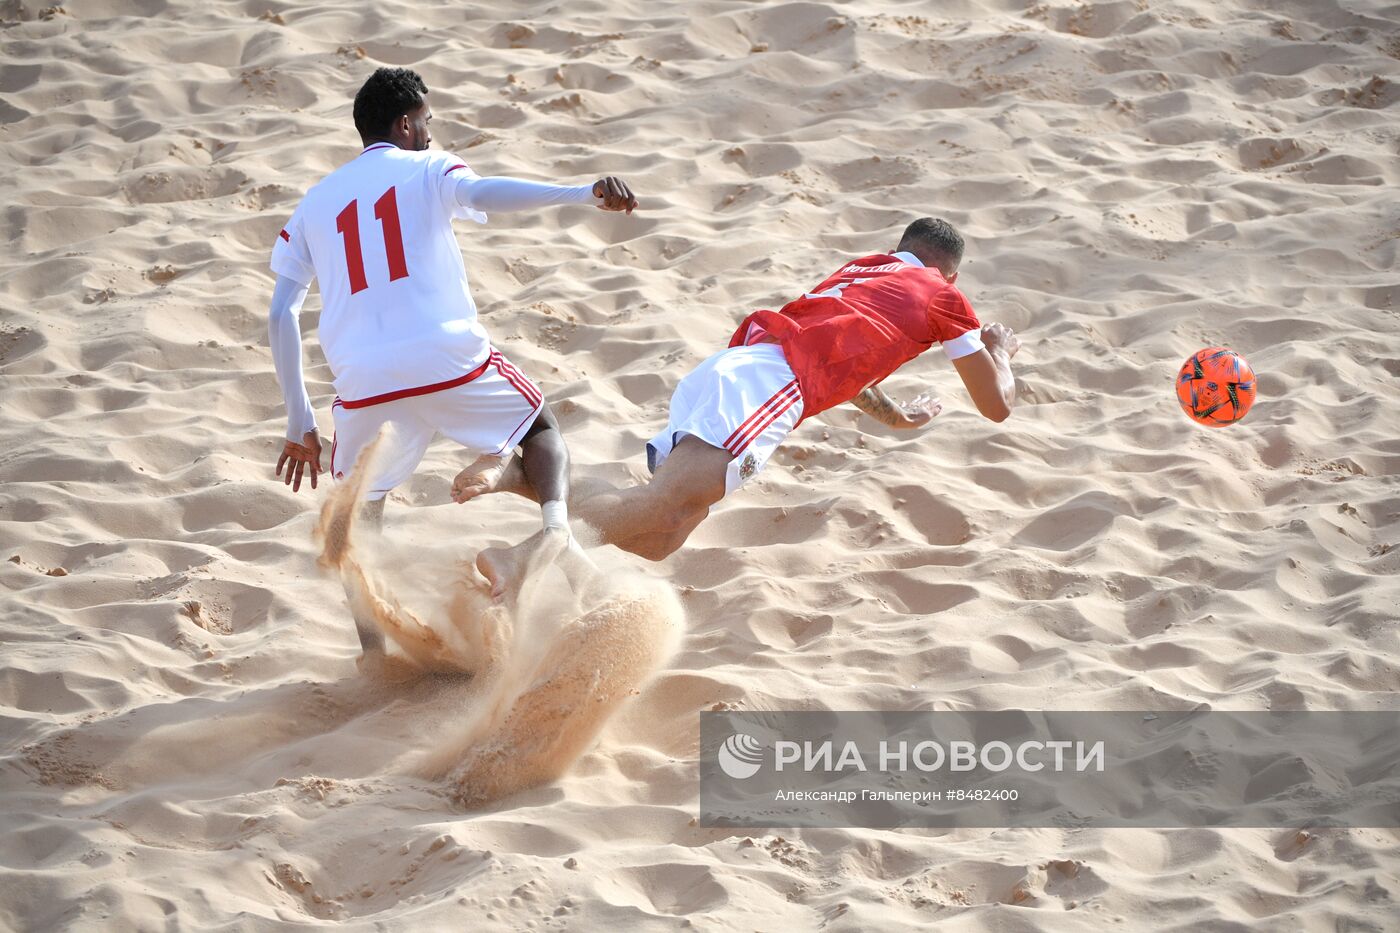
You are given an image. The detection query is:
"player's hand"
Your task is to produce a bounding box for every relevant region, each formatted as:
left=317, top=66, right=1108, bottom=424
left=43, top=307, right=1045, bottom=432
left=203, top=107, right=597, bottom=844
left=982, top=322, right=1021, bottom=359
left=895, top=393, right=943, bottom=430
left=592, top=176, right=637, bottom=214
left=276, top=430, right=323, bottom=492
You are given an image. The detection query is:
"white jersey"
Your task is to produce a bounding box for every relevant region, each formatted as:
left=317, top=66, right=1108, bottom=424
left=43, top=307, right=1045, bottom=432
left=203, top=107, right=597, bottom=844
left=271, top=143, right=492, bottom=404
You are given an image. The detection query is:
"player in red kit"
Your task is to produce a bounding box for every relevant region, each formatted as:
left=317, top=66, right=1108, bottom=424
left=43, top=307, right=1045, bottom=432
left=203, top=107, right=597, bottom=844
left=475, top=217, right=1020, bottom=584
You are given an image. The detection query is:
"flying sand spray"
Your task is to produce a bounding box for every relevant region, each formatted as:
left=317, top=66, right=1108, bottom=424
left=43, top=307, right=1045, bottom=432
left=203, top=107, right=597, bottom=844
left=315, top=430, right=684, bottom=807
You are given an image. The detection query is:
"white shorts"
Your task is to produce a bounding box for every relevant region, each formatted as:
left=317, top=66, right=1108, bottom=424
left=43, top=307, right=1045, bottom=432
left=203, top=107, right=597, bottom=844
left=329, top=348, right=542, bottom=500
left=646, top=342, right=805, bottom=495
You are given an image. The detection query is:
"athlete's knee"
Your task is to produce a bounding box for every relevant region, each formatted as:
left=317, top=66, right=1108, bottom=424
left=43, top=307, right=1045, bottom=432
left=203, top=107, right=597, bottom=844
left=655, top=502, right=707, bottom=548
left=615, top=494, right=681, bottom=541
left=628, top=536, right=680, bottom=562
left=626, top=514, right=699, bottom=561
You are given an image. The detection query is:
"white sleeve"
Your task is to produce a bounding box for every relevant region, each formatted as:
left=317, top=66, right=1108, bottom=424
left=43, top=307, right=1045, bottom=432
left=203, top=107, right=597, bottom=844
left=270, top=212, right=315, bottom=286
left=267, top=274, right=318, bottom=441
left=942, top=329, right=985, bottom=361
left=452, top=175, right=596, bottom=215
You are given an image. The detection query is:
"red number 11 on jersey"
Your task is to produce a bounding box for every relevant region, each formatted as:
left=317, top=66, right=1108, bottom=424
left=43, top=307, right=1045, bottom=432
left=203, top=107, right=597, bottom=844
left=335, top=186, right=409, bottom=295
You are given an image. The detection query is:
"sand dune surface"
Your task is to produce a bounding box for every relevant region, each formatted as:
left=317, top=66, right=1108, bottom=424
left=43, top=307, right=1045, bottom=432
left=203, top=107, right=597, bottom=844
left=2, top=0, right=1399, bottom=928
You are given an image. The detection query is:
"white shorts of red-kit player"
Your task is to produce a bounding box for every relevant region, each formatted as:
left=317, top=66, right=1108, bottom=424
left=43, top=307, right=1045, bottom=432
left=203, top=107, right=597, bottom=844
left=329, top=347, right=542, bottom=500
left=646, top=342, right=804, bottom=496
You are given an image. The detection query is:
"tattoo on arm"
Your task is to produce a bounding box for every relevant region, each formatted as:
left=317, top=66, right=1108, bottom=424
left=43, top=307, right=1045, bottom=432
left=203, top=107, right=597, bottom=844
left=851, top=388, right=905, bottom=427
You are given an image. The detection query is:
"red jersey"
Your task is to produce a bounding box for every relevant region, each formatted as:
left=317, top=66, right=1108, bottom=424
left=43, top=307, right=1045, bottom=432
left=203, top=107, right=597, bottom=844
left=728, top=252, right=982, bottom=421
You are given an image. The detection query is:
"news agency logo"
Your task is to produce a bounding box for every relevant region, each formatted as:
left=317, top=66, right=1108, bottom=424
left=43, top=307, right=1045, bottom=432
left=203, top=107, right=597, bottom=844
left=701, top=711, right=1400, bottom=829
left=717, top=733, right=765, bottom=779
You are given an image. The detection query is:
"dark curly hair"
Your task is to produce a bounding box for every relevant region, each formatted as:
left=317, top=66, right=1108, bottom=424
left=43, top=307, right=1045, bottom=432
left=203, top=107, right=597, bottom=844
left=897, top=217, right=964, bottom=269
left=353, top=67, right=428, bottom=140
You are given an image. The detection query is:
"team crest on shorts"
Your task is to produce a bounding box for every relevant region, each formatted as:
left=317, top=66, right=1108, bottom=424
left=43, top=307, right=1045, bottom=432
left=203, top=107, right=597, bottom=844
left=738, top=453, right=758, bottom=481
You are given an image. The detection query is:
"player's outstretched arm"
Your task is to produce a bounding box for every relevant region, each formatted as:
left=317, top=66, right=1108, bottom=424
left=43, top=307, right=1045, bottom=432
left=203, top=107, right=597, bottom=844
left=951, top=323, right=1020, bottom=423
left=268, top=274, right=322, bottom=492
left=851, top=386, right=943, bottom=430
left=452, top=174, right=637, bottom=215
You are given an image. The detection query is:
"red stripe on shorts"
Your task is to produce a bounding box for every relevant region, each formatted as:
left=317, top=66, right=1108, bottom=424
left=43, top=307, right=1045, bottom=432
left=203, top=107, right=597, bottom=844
left=501, top=361, right=541, bottom=406
left=490, top=351, right=542, bottom=406
left=728, top=385, right=801, bottom=455
left=723, top=378, right=799, bottom=452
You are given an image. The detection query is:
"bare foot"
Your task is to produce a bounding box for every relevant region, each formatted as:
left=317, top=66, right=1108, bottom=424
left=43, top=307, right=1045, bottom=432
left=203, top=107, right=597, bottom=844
left=475, top=528, right=568, bottom=601
left=451, top=454, right=511, bottom=504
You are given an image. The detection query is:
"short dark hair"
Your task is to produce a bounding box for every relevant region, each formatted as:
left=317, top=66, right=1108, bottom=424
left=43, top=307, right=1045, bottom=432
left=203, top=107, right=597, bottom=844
left=353, top=67, right=428, bottom=140
left=897, top=217, right=964, bottom=268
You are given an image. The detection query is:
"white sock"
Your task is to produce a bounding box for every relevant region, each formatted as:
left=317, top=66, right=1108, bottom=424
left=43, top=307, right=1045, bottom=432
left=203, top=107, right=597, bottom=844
left=543, top=500, right=594, bottom=569
left=541, top=499, right=568, bottom=532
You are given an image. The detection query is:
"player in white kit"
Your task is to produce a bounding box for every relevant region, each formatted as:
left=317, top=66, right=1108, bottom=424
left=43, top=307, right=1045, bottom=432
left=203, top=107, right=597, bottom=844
left=267, top=68, right=636, bottom=656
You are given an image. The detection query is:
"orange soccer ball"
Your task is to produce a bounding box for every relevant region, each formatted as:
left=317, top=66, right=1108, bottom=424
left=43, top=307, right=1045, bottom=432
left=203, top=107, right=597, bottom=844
left=1176, top=347, right=1257, bottom=427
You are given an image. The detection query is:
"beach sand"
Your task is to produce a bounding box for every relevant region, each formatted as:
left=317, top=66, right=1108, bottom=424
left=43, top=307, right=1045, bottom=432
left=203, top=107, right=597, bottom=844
left=2, top=0, right=1399, bottom=928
